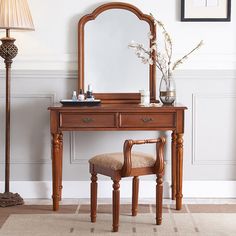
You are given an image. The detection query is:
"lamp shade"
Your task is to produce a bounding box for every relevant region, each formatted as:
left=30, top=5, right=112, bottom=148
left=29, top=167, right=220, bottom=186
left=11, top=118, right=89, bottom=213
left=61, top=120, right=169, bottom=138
left=0, top=0, right=34, bottom=30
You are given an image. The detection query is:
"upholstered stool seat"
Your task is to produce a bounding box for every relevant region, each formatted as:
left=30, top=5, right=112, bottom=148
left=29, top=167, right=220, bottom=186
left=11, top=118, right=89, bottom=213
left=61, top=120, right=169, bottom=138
left=89, top=152, right=155, bottom=170
left=89, top=138, right=166, bottom=232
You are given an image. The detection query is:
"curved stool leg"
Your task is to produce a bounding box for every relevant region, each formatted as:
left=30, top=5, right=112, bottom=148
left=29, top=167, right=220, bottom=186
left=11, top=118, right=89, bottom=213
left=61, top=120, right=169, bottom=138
left=156, top=173, right=163, bottom=225
left=90, top=173, right=97, bottom=223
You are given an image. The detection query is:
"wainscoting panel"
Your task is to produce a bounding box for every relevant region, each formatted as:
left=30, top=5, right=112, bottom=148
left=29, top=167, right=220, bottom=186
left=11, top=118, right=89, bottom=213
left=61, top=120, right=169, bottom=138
left=0, top=94, right=54, bottom=164
left=0, top=69, right=236, bottom=196
left=193, top=93, right=236, bottom=165
left=70, top=131, right=168, bottom=161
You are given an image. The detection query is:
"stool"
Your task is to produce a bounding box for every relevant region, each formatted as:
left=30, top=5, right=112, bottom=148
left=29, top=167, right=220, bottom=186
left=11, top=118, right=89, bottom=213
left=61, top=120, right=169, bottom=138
left=89, top=137, right=165, bottom=232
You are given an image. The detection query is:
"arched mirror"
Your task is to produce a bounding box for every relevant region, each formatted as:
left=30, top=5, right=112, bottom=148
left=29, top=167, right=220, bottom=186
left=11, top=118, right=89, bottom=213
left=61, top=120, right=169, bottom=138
left=78, top=2, right=156, bottom=103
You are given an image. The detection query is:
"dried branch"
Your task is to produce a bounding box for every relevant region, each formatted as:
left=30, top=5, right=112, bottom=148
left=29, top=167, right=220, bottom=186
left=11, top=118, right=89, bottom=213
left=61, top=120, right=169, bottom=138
left=128, top=14, right=203, bottom=80
left=172, top=40, right=203, bottom=71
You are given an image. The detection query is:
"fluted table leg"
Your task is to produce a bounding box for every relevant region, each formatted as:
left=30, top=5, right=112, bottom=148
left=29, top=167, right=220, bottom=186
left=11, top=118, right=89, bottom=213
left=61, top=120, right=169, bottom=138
left=176, top=133, right=183, bottom=210
left=171, top=131, right=177, bottom=200
left=58, top=133, right=63, bottom=201
left=51, top=133, right=60, bottom=211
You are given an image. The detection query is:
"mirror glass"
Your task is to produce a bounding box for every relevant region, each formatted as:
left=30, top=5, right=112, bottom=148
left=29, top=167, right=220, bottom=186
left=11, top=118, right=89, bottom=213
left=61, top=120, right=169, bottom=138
left=84, top=9, right=150, bottom=93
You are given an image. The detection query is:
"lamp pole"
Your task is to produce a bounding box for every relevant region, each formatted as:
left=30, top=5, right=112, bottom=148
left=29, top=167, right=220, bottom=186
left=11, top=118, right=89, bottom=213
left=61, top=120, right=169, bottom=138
left=0, top=29, right=24, bottom=207
left=0, top=0, right=34, bottom=207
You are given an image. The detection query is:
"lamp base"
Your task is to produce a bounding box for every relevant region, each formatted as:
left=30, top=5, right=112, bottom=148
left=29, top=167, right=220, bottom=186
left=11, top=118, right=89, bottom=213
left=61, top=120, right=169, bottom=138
left=0, top=192, right=24, bottom=207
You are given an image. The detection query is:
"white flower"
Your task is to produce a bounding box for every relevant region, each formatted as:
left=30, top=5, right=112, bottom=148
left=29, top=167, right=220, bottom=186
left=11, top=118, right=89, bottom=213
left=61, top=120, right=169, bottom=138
left=128, top=14, right=203, bottom=79
left=148, top=58, right=154, bottom=65
left=135, top=50, right=143, bottom=57
left=148, top=31, right=153, bottom=39
left=141, top=58, right=149, bottom=64
left=150, top=44, right=157, bottom=52
left=128, top=41, right=139, bottom=48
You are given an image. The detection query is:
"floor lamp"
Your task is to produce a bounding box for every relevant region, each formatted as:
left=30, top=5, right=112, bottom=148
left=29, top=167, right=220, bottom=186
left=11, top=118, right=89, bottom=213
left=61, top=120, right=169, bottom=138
left=0, top=0, right=34, bottom=207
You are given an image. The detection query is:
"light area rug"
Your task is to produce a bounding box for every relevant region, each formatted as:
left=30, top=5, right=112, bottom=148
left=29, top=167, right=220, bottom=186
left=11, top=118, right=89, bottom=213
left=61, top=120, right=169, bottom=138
left=0, top=213, right=236, bottom=236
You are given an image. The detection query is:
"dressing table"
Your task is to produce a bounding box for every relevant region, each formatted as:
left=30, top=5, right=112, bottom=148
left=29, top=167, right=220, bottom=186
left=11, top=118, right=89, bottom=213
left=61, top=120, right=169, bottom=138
left=48, top=2, right=187, bottom=211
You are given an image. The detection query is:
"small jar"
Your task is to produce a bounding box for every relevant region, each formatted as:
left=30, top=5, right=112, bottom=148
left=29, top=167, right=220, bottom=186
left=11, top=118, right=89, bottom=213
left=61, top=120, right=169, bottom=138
left=72, top=91, right=77, bottom=101
left=78, top=89, right=85, bottom=101
left=139, top=90, right=150, bottom=106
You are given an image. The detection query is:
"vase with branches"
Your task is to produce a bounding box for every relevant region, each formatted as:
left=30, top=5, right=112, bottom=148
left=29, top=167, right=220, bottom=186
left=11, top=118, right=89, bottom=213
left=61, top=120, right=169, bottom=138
left=129, top=14, right=203, bottom=104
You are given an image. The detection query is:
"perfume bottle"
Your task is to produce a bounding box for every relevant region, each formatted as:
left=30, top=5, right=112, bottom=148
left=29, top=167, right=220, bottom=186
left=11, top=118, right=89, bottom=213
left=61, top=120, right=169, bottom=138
left=72, top=90, right=77, bottom=101
left=78, top=89, right=85, bottom=101
left=86, top=84, right=94, bottom=100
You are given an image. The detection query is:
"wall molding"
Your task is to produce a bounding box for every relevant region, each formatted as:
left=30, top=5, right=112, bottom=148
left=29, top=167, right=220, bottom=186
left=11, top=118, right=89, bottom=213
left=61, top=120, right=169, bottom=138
left=0, top=69, right=235, bottom=80
left=1, top=180, right=236, bottom=199
left=0, top=70, right=77, bottom=80
left=192, top=93, right=236, bottom=165
left=4, top=52, right=236, bottom=71
left=0, top=94, right=55, bottom=164
left=69, top=131, right=172, bottom=165
left=69, top=132, right=88, bottom=164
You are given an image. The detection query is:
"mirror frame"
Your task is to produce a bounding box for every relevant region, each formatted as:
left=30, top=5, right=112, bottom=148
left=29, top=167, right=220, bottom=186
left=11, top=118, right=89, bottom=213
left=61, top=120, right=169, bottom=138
left=78, top=2, right=156, bottom=103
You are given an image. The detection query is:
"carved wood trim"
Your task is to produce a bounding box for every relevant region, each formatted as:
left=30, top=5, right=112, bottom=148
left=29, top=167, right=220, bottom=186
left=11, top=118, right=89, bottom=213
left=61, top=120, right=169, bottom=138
left=78, top=2, right=156, bottom=103
left=122, top=137, right=165, bottom=177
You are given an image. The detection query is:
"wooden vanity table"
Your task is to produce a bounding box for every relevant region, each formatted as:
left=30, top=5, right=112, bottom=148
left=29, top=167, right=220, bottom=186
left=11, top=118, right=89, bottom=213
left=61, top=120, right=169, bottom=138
left=49, top=2, right=187, bottom=211
left=49, top=103, right=186, bottom=211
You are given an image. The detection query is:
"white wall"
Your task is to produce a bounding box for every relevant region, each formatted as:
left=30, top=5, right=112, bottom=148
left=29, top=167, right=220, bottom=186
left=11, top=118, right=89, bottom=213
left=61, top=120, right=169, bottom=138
left=0, top=0, right=236, bottom=198
left=8, top=0, right=236, bottom=71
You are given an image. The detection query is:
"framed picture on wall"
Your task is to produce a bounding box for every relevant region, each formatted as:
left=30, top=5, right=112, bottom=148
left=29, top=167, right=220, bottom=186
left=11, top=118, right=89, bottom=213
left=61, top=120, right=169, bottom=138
left=181, top=0, right=231, bottom=21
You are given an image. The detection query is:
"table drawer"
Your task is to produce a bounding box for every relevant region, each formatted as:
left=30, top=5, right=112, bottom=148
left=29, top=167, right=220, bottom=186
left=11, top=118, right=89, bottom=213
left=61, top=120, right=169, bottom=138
left=60, top=113, right=116, bottom=128
left=119, top=113, right=175, bottom=128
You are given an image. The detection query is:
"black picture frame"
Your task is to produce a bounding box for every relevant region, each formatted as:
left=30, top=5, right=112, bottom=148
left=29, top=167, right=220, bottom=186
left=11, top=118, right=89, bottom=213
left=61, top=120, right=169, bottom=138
left=181, top=0, right=231, bottom=22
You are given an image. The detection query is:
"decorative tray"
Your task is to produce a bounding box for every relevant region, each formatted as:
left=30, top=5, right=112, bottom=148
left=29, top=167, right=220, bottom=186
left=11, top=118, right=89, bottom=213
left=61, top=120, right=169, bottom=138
left=60, top=99, right=101, bottom=106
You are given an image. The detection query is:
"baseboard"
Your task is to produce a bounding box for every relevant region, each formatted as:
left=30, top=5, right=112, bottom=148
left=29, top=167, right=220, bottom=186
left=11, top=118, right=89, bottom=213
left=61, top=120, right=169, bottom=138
left=1, top=181, right=236, bottom=199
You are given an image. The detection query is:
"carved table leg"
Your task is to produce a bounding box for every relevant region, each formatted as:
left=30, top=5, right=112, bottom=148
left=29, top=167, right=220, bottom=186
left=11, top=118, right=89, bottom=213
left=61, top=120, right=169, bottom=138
left=176, top=133, right=183, bottom=210
left=112, top=178, right=121, bottom=232
left=171, top=131, right=177, bottom=200
left=51, top=133, right=60, bottom=211
left=59, top=132, right=63, bottom=201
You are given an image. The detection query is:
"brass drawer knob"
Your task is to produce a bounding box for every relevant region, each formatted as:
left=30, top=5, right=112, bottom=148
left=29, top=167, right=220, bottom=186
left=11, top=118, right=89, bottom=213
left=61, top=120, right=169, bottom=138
left=82, top=117, right=94, bottom=123
left=141, top=117, right=153, bottom=123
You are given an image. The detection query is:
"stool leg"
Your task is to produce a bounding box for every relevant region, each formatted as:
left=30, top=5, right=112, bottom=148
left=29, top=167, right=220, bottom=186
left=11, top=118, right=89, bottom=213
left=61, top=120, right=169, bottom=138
left=156, top=174, right=163, bottom=225
left=132, top=176, right=139, bottom=216
left=91, top=173, right=97, bottom=223
left=112, top=178, right=120, bottom=232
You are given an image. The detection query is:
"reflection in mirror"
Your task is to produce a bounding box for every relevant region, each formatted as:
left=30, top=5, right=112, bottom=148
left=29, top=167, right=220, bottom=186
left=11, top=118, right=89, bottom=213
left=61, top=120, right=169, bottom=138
left=84, top=9, right=150, bottom=93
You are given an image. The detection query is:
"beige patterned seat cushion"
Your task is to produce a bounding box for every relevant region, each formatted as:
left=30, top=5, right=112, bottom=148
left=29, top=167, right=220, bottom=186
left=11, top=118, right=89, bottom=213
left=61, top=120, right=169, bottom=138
left=89, top=152, right=155, bottom=170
